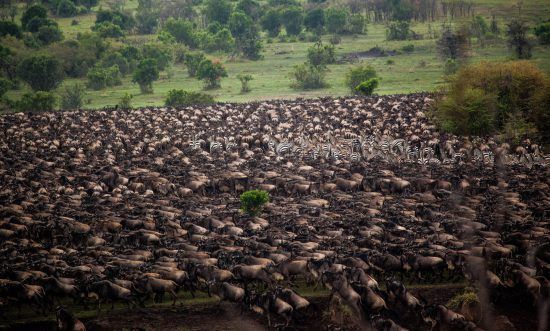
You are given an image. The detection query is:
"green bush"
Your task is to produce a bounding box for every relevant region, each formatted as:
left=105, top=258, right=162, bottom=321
left=21, top=4, right=48, bottom=31
left=534, top=22, right=550, bottom=45
left=0, top=77, right=11, bottom=99
left=56, top=0, right=78, bottom=18
left=99, top=51, right=130, bottom=75
left=163, top=18, right=197, bottom=47
left=16, top=91, right=57, bottom=112
left=290, top=63, right=328, bottom=90
left=237, top=73, right=253, bottom=93
left=401, top=44, right=414, bottom=53
left=261, top=9, right=282, bottom=38
left=307, top=41, right=335, bottom=66
left=36, top=24, right=64, bottom=45
left=18, top=55, right=65, bottom=91
left=94, top=22, right=124, bottom=38
left=433, top=61, right=549, bottom=139
left=355, top=78, right=379, bottom=96
left=345, top=64, right=377, bottom=93
left=61, top=83, right=85, bottom=109
left=118, top=92, right=133, bottom=109
left=86, top=65, right=122, bottom=90
left=141, top=43, right=173, bottom=71
left=281, top=6, right=303, bottom=36
left=165, top=89, right=215, bottom=106
left=386, top=21, right=411, bottom=41
left=133, top=58, right=159, bottom=93
left=444, top=58, right=459, bottom=75
left=0, top=21, right=22, bottom=38
left=196, top=59, right=227, bottom=89
left=347, top=13, right=366, bottom=34
left=185, top=52, right=206, bottom=77
left=240, top=190, right=269, bottom=216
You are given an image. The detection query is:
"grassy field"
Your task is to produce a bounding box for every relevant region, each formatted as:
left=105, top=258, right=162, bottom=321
left=5, top=0, right=550, bottom=109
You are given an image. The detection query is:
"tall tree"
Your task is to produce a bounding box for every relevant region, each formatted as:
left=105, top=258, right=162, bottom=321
left=507, top=19, right=532, bottom=59
left=18, top=55, right=65, bottom=91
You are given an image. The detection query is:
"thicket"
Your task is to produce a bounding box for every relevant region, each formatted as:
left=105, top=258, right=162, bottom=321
left=433, top=61, right=549, bottom=144
left=240, top=190, right=269, bottom=216
left=165, top=89, right=215, bottom=106
left=345, top=64, right=377, bottom=93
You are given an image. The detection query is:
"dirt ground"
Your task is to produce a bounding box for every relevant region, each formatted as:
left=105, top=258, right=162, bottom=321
left=2, top=284, right=540, bottom=331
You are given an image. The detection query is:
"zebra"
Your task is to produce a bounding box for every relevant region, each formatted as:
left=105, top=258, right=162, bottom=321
left=306, top=146, right=320, bottom=161
left=224, top=137, right=238, bottom=151
left=390, top=138, right=406, bottom=156
left=190, top=135, right=205, bottom=150
left=482, top=150, right=494, bottom=165
left=209, top=141, right=223, bottom=154
left=406, top=145, right=419, bottom=161
left=349, top=146, right=362, bottom=163
left=275, top=141, right=293, bottom=155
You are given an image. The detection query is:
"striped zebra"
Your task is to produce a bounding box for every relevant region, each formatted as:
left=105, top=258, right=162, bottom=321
left=406, top=145, right=419, bottom=161
left=483, top=151, right=494, bottom=165
left=190, top=135, right=205, bottom=150
left=306, top=146, right=320, bottom=161
left=390, top=138, right=406, bottom=155
left=209, top=141, right=223, bottom=154
left=275, top=141, right=293, bottom=155
left=224, top=137, right=238, bottom=151
left=349, top=146, right=362, bottom=163
left=378, top=137, right=391, bottom=154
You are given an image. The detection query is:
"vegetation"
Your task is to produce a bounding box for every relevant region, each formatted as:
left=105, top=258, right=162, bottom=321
left=507, top=19, right=532, bottom=59
left=345, top=64, right=377, bottom=94
left=16, top=91, right=57, bottom=112
left=196, top=59, right=227, bottom=89
left=534, top=22, right=550, bottom=45
left=61, top=83, right=86, bottom=109
left=118, top=92, right=133, bottom=109
left=433, top=61, right=549, bottom=142
left=355, top=78, right=380, bottom=96
left=18, top=55, right=65, bottom=91
left=237, top=74, right=253, bottom=93
left=133, top=59, right=159, bottom=93
left=165, top=89, right=215, bottom=106
left=240, top=189, right=269, bottom=216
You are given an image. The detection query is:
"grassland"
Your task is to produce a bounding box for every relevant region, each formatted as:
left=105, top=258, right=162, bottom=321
left=5, top=0, right=550, bottom=109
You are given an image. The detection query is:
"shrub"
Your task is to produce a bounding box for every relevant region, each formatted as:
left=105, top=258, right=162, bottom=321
left=36, top=24, right=64, bottom=45
left=86, top=65, right=122, bottom=90
left=100, top=52, right=130, bottom=75
left=386, top=21, right=410, bottom=41
left=21, top=4, right=48, bottom=31
left=237, top=73, right=253, bottom=93
left=205, top=0, right=232, bottom=25
left=261, top=9, right=282, bottom=38
left=290, top=63, right=328, bottom=90
left=200, top=28, right=235, bottom=53
left=347, top=13, right=365, bottom=34
left=386, top=59, right=395, bottom=65
left=133, top=59, right=159, bottom=93
left=61, top=83, right=85, bottom=109
left=240, top=190, right=269, bottom=216
left=184, top=52, right=206, bottom=77
left=506, top=19, right=532, bottom=59
left=16, top=91, right=57, bottom=112
left=163, top=18, right=197, bottom=48
left=329, top=34, right=341, bottom=45
left=444, top=59, right=460, bottom=75
left=141, top=43, right=173, bottom=71
left=165, top=89, right=215, bottom=106
left=304, top=8, right=324, bottom=34
left=56, top=0, right=78, bottom=18
left=447, top=290, right=479, bottom=310
left=0, top=77, right=11, bottom=99
left=433, top=61, right=548, bottom=138
left=534, top=22, right=550, bottom=45
left=18, top=55, right=65, bottom=91
left=0, top=21, right=22, bottom=38
left=281, top=7, right=303, bottom=36
left=94, top=9, right=135, bottom=31
left=307, top=41, right=335, bottom=66
left=94, top=21, right=124, bottom=38
left=118, top=92, right=132, bottom=109
left=437, top=25, right=469, bottom=61
left=355, top=78, right=379, bottom=96
left=196, top=59, right=227, bottom=89
left=401, top=44, right=414, bottom=53
left=345, top=64, right=377, bottom=93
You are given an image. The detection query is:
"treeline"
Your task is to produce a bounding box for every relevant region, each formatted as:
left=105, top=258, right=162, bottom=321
left=366, top=0, right=475, bottom=23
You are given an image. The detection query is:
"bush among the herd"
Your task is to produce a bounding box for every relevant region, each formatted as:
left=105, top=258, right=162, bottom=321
left=196, top=59, right=227, bottom=89
left=118, top=93, right=133, bottom=109
left=16, top=91, right=57, bottom=112
left=345, top=64, right=377, bottom=94
left=240, top=190, right=269, bottom=216
left=355, top=78, right=379, bottom=96
left=433, top=61, right=549, bottom=142
left=61, top=83, right=86, bottom=109
left=165, top=89, right=215, bottom=106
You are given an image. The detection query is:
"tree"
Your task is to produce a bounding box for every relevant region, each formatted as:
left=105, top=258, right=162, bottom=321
left=236, top=0, right=260, bottom=20
left=204, top=0, right=232, bottom=25
left=94, top=21, right=124, bottom=38
left=87, top=65, right=122, bottom=89
left=163, top=18, right=196, bottom=47
left=21, top=4, right=47, bottom=31
left=81, top=0, right=99, bottom=10
left=534, top=22, right=550, bottom=45
left=141, top=42, right=173, bottom=70
left=237, top=73, right=253, bottom=93
left=99, top=51, right=130, bottom=75
left=437, top=25, right=469, bottom=61
left=347, top=13, right=365, bottom=34
left=281, top=7, right=303, bottom=36
left=36, top=24, right=64, bottom=45
left=307, top=41, right=335, bottom=66
left=18, top=55, right=64, bottom=91
left=133, top=58, right=159, bottom=93
left=229, top=11, right=262, bottom=59
left=326, top=8, right=347, bottom=34
left=506, top=19, right=532, bottom=59
left=61, top=83, right=85, bottom=109
left=165, top=89, right=215, bottom=106
left=135, top=9, right=159, bottom=34
left=261, top=9, right=281, bottom=38
left=0, top=77, right=11, bottom=99
left=304, top=8, right=324, bottom=34
left=290, top=63, right=328, bottom=90
left=386, top=20, right=411, bottom=40
left=0, top=20, right=21, bottom=38
left=345, top=64, right=377, bottom=93
left=196, top=59, right=227, bottom=89
left=184, top=52, right=205, bottom=77
left=240, top=190, right=269, bottom=216
left=56, top=0, right=77, bottom=17
left=16, top=91, right=57, bottom=112
left=355, top=78, right=379, bottom=96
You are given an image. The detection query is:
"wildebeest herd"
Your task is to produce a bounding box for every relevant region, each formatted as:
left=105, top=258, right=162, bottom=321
left=0, top=94, right=548, bottom=330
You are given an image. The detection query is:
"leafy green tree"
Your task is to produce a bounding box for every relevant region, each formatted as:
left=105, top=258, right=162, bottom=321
left=236, top=0, right=260, bottom=20
left=61, top=83, right=85, bottom=109
left=260, top=9, right=281, bottom=38
left=345, top=64, right=377, bottom=93
left=325, top=8, right=347, bottom=34
left=21, top=4, right=47, bottom=31
left=200, top=28, right=234, bottom=53
left=229, top=11, right=262, bottom=59
left=0, top=77, right=11, bottom=99
left=16, top=91, right=57, bottom=112
left=290, top=63, right=327, bottom=89
left=163, top=18, right=197, bottom=47
left=81, top=0, right=99, bottom=10
left=386, top=20, right=410, bottom=40
left=133, top=58, right=159, bottom=93
left=355, top=78, right=379, bottom=96
left=141, top=42, right=173, bottom=70
left=165, top=89, right=215, bottom=106
left=240, top=190, right=269, bottom=216
left=184, top=52, right=205, bottom=77
left=56, top=0, right=77, bottom=17
left=304, top=8, right=324, bottom=34
left=0, top=44, right=18, bottom=82
left=534, top=22, right=550, bottom=45
left=307, top=41, right=335, bottom=66
left=100, top=51, right=130, bottom=75
left=95, top=9, right=135, bottom=31
left=87, top=65, right=122, bottom=89
left=347, top=13, right=365, bottom=34
left=281, top=6, right=303, bottom=36
left=18, top=55, right=65, bottom=91
left=94, top=21, right=124, bottom=38
left=506, top=19, right=532, bottom=59
left=135, top=9, right=158, bottom=34
left=0, top=20, right=21, bottom=38
left=205, top=0, right=232, bottom=25
left=196, top=59, right=227, bottom=89
left=118, top=92, right=132, bottom=109
left=437, top=25, right=470, bottom=60
left=36, top=24, right=64, bottom=45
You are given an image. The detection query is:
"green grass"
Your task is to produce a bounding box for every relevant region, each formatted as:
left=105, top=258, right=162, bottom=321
left=3, top=0, right=550, bottom=109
